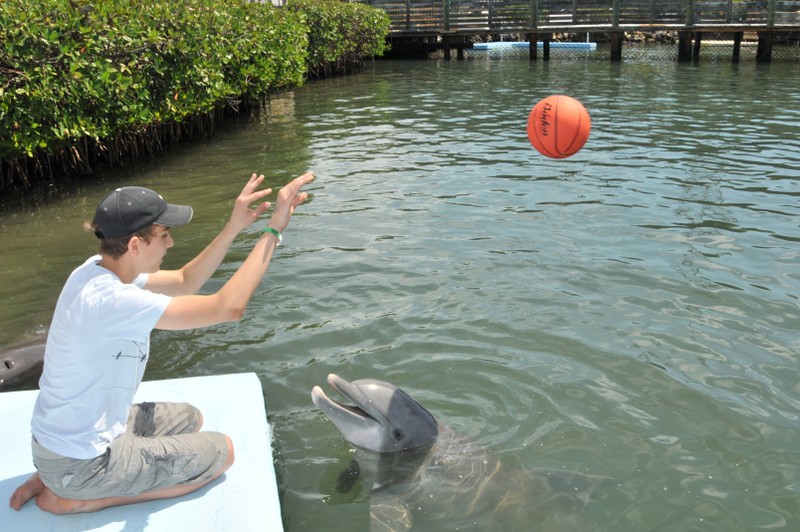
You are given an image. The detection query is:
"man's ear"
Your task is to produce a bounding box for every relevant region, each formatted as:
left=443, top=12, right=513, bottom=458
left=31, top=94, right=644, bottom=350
left=127, top=236, right=141, bottom=257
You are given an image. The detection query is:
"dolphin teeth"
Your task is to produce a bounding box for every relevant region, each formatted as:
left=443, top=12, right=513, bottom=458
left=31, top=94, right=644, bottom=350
left=330, top=396, right=376, bottom=421
left=312, top=382, right=378, bottom=422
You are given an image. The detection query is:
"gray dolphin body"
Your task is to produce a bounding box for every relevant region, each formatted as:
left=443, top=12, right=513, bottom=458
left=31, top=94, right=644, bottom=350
left=0, top=340, right=45, bottom=391
left=311, top=374, right=617, bottom=531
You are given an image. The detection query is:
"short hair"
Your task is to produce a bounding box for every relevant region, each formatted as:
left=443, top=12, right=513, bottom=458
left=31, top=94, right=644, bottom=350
left=84, top=222, right=156, bottom=259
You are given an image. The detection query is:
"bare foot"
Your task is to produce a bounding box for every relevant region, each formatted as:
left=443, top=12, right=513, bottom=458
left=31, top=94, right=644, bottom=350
left=35, top=486, right=81, bottom=514
left=9, top=472, right=45, bottom=510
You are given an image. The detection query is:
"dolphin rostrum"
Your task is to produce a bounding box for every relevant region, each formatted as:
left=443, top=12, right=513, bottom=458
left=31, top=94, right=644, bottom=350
left=311, top=374, right=618, bottom=531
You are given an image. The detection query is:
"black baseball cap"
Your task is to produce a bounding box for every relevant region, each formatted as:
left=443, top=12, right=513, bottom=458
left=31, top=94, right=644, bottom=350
left=93, top=186, right=193, bottom=239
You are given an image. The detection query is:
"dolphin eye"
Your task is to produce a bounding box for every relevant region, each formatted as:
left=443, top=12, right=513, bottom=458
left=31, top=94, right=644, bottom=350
left=392, top=429, right=404, bottom=442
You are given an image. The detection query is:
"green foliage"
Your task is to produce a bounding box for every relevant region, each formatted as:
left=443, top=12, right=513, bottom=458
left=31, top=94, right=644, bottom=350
left=1, top=0, right=389, bottom=164
left=288, top=0, right=391, bottom=79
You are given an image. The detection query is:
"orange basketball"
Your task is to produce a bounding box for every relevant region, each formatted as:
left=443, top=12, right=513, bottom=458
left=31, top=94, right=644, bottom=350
left=527, top=95, right=591, bottom=159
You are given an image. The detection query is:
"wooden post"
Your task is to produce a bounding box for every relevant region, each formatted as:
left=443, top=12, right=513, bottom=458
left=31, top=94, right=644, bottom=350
left=529, top=0, right=539, bottom=31
left=756, top=32, right=774, bottom=63
left=528, top=32, right=538, bottom=61
left=767, top=0, right=777, bottom=26
left=681, top=0, right=695, bottom=65
left=693, top=31, right=702, bottom=62
left=611, top=0, right=621, bottom=62
left=543, top=34, right=551, bottom=61
left=610, top=31, right=623, bottom=61
left=528, top=0, right=538, bottom=62
left=761, top=0, right=777, bottom=63
left=678, top=31, right=693, bottom=62
left=732, top=31, right=742, bottom=63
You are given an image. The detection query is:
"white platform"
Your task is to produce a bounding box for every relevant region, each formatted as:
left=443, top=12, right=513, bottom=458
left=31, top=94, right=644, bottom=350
left=0, top=373, right=283, bottom=531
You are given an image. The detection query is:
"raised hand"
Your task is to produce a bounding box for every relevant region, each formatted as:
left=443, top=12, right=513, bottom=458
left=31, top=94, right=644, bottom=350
left=228, top=173, right=274, bottom=234
left=266, top=171, right=315, bottom=233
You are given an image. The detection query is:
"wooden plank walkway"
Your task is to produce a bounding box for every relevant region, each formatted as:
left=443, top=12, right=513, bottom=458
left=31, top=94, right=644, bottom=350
left=368, top=0, right=800, bottom=35
left=365, top=0, right=800, bottom=61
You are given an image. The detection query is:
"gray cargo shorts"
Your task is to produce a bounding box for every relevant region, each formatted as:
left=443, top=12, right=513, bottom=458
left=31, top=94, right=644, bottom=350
left=32, top=402, right=230, bottom=500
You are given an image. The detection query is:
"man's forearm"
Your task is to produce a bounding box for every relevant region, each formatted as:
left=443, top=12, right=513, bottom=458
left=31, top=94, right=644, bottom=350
left=177, top=222, right=242, bottom=295
left=155, top=230, right=280, bottom=330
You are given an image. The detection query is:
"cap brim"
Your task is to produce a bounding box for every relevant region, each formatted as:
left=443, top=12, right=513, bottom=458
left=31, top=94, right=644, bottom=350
left=154, top=203, right=193, bottom=228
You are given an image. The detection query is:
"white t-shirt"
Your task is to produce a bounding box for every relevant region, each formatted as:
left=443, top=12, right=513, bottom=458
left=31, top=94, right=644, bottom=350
left=32, top=255, right=171, bottom=459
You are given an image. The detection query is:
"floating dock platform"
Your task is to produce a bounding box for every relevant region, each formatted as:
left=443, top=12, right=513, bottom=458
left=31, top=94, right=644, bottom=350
left=0, top=372, right=282, bottom=531
left=473, top=41, right=597, bottom=51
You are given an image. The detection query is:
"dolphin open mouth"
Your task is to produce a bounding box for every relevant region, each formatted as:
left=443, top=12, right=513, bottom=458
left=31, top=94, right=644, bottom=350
left=311, top=374, right=383, bottom=428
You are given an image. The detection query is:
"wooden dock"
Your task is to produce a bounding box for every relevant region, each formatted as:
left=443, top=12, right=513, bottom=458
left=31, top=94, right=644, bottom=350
left=363, top=0, right=800, bottom=61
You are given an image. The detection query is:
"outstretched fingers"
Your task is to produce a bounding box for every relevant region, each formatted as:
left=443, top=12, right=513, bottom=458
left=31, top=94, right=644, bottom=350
left=291, top=191, right=309, bottom=208
left=241, top=174, right=272, bottom=204
left=228, top=174, right=275, bottom=232
left=269, top=172, right=315, bottom=232
left=279, top=172, right=315, bottom=201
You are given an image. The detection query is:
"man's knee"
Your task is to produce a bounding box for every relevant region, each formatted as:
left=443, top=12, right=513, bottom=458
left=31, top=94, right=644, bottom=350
left=211, top=435, right=234, bottom=480
left=223, top=435, right=235, bottom=469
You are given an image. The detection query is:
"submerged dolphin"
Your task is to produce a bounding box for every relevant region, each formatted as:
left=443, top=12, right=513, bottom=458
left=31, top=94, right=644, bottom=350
left=311, top=374, right=617, bottom=531
left=0, top=340, right=45, bottom=391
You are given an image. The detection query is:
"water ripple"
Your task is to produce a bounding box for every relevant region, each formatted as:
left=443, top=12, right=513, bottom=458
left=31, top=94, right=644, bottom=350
left=3, top=59, right=799, bottom=530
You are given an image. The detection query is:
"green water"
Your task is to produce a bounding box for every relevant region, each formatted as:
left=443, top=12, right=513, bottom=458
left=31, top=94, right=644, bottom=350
left=1, top=59, right=798, bottom=530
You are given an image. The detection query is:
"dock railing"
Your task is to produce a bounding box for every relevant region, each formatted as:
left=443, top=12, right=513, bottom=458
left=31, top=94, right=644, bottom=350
left=361, top=0, right=800, bottom=34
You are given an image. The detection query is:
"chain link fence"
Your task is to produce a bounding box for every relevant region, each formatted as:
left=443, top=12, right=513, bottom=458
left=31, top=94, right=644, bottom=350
left=461, top=32, right=800, bottom=62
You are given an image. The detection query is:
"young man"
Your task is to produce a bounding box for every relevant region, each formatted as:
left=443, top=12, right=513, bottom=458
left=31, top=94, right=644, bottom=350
left=9, top=171, right=315, bottom=514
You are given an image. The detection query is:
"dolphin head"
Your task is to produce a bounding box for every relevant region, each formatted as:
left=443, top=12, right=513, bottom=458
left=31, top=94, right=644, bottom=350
left=312, top=374, right=439, bottom=453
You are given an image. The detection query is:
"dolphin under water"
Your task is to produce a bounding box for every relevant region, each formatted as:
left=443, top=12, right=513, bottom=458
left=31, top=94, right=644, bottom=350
left=0, top=340, right=45, bottom=391
left=311, top=374, right=618, bottom=531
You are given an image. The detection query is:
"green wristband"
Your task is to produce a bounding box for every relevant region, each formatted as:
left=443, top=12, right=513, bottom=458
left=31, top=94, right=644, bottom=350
left=262, top=227, right=282, bottom=245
